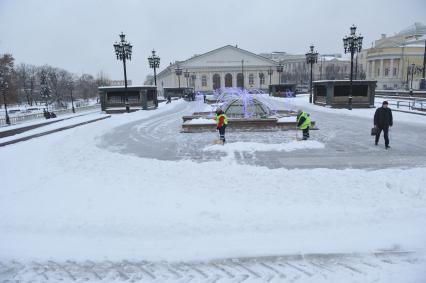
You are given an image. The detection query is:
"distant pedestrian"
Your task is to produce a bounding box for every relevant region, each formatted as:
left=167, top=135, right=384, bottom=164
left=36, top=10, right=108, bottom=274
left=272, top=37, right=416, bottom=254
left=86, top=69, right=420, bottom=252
left=374, top=101, right=393, bottom=149
left=297, top=110, right=311, bottom=140
left=43, top=109, right=51, bottom=119
left=166, top=95, right=171, bottom=104
left=215, top=108, right=228, bottom=144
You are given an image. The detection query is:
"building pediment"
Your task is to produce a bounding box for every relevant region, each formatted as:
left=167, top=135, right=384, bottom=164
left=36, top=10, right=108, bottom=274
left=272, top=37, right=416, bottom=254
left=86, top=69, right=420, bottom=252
left=180, top=45, right=277, bottom=68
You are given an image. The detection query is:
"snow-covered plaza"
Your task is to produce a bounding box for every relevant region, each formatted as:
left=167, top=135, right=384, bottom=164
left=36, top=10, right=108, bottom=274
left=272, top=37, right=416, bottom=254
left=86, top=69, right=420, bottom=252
left=1, top=94, right=426, bottom=282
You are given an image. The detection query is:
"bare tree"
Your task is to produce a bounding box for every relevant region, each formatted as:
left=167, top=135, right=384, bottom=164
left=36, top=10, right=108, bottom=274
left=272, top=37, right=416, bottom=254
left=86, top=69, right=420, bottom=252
left=76, top=74, right=97, bottom=101
left=3, top=54, right=103, bottom=107
left=96, top=70, right=110, bottom=87
left=16, top=63, right=38, bottom=105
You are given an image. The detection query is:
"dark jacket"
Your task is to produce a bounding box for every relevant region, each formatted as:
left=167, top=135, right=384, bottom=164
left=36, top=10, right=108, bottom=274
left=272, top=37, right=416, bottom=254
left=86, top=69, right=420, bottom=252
left=374, top=107, right=393, bottom=128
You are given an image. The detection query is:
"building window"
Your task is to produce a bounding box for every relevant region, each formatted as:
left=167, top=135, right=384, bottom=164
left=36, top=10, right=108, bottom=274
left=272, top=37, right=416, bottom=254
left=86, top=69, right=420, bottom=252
left=393, top=68, right=397, bottom=76
left=394, top=84, right=398, bottom=89
left=384, top=68, right=389, bottom=76
left=377, top=68, right=380, bottom=77
left=249, top=74, right=254, bottom=85
left=225, top=73, right=233, bottom=87
left=383, top=84, right=387, bottom=89
left=237, top=73, right=244, bottom=88
left=201, top=75, right=207, bottom=87
left=212, top=74, right=221, bottom=90
left=259, top=73, right=265, bottom=85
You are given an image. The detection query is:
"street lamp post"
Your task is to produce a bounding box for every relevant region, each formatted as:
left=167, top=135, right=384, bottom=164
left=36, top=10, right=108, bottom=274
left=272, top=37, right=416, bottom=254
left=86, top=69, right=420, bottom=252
left=148, top=49, right=160, bottom=86
left=191, top=73, right=196, bottom=90
left=68, top=81, right=75, bottom=113
left=0, top=79, right=11, bottom=125
left=175, top=65, right=182, bottom=89
left=305, top=44, right=318, bottom=104
left=343, top=25, right=363, bottom=110
left=422, top=40, right=426, bottom=89
left=276, top=62, right=283, bottom=84
left=241, top=59, right=244, bottom=90
left=259, top=73, right=264, bottom=90
left=406, top=61, right=411, bottom=90
left=184, top=69, right=190, bottom=88
left=267, top=67, right=273, bottom=85
left=113, top=32, right=133, bottom=113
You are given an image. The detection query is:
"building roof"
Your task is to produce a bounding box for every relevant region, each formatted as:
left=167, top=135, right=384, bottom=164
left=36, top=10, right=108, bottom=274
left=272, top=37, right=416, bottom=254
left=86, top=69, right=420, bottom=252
left=98, top=85, right=157, bottom=90
left=397, top=22, right=426, bottom=38
left=157, top=45, right=278, bottom=77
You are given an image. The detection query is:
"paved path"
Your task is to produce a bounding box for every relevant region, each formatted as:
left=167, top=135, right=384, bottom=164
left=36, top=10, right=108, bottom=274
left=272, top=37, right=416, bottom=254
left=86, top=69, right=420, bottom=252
left=1, top=252, right=424, bottom=282
left=99, top=100, right=426, bottom=169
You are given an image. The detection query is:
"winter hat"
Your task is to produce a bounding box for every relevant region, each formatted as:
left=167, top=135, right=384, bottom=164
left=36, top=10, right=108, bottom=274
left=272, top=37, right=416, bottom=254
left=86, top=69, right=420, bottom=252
left=382, top=101, right=388, bottom=105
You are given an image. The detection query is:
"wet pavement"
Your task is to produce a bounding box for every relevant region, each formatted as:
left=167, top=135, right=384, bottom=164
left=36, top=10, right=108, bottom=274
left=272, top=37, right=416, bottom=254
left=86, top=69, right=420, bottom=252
left=98, top=99, right=426, bottom=169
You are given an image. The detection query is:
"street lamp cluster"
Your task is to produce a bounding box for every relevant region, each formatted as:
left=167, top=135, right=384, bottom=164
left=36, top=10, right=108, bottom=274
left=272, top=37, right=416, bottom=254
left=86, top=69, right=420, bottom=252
left=267, top=67, right=273, bottom=85
left=191, top=73, right=196, bottom=89
left=184, top=69, right=190, bottom=87
left=148, top=49, right=160, bottom=86
left=305, top=45, right=318, bottom=103
left=175, top=64, right=183, bottom=89
left=343, top=25, right=363, bottom=110
left=276, top=62, right=283, bottom=84
left=113, top=32, right=133, bottom=112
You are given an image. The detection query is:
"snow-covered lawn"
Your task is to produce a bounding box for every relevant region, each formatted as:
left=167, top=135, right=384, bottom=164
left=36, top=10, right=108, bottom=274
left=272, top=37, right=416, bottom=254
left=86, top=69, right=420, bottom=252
left=270, top=94, right=426, bottom=124
left=0, top=98, right=425, bottom=281
left=0, top=112, right=109, bottom=143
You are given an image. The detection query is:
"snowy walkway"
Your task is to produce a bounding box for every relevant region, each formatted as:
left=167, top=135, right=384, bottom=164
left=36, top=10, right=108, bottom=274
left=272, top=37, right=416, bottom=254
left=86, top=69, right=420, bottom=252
left=1, top=98, right=425, bottom=282
left=99, top=98, right=426, bottom=169
left=2, top=252, right=425, bottom=283
left=0, top=112, right=110, bottom=146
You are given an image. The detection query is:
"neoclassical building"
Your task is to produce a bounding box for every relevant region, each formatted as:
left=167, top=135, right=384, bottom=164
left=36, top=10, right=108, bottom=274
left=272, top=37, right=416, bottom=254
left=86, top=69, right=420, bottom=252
left=360, top=22, right=426, bottom=90
left=260, top=52, right=352, bottom=82
left=156, top=45, right=279, bottom=93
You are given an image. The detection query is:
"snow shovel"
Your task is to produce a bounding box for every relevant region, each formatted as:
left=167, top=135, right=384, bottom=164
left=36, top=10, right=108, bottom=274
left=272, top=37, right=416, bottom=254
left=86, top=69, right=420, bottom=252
left=295, top=126, right=303, bottom=141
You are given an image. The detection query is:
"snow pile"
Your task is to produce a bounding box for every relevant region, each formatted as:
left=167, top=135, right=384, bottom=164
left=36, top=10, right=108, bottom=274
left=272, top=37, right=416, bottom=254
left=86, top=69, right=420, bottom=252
left=277, top=116, right=296, bottom=122
left=205, top=140, right=324, bottom=154
left=184, top=118, right=216, bottom=125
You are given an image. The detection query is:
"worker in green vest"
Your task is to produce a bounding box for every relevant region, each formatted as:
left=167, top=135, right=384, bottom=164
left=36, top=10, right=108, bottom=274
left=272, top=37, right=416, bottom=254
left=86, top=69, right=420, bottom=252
left=297, top=110, right=311, bottom=140
left=216, top=108, right=228, bottom=144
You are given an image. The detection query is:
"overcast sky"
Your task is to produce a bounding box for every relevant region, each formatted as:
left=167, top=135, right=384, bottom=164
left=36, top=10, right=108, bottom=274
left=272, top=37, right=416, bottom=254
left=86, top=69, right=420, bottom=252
left=1, top=0, right=425, bottom=84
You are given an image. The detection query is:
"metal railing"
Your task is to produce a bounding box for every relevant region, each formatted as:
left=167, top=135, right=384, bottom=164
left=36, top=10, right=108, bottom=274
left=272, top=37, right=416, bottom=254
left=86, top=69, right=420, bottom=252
left=0, top=104, right=101, bottom=126
left=375, top=99, right=425, bottom=111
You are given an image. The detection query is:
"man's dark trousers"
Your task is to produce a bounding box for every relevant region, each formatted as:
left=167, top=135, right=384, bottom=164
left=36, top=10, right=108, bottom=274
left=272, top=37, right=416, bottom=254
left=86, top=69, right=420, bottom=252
left=375, top=127, right=389, bottom=146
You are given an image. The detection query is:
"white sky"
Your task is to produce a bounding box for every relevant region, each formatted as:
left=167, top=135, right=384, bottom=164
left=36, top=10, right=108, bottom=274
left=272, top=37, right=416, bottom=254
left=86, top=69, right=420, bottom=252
left=0, top=0, right=425, bottom=84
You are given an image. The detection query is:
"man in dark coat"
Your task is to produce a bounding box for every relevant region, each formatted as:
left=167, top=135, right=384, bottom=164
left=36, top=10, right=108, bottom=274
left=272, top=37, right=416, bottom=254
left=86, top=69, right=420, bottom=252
left=374, top=101, right=393, bottom=149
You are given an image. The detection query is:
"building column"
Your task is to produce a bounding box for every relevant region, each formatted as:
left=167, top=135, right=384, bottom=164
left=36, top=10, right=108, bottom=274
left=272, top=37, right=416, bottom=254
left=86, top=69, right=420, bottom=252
left=390, top=58, right=394, bottom=78
left=371, top=60, right=376, bottom=79
left=379, top=59, right=384, bottom=78
left=398, top=58, right=403, bottom=81
left=366, top=60, right=370, bottom=79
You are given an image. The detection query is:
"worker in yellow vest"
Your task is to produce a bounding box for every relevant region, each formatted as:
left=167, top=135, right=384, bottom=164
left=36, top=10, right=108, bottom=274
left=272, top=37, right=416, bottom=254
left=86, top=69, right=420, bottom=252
left=297, top=110, right=311, bottom=140
left=215, top=108, right=228, bottom=144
